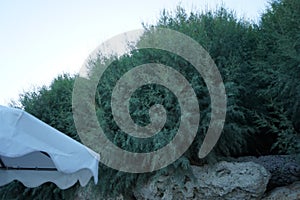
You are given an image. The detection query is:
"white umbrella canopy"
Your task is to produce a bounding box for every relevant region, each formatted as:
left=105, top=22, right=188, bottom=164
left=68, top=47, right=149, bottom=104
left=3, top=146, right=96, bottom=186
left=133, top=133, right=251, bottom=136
left=0, top=105, right=100, bottom=189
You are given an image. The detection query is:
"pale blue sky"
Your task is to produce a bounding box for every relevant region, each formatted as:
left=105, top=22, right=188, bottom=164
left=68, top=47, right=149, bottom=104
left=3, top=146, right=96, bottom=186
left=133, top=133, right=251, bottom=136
left=0, top=0, right=269, bottom=105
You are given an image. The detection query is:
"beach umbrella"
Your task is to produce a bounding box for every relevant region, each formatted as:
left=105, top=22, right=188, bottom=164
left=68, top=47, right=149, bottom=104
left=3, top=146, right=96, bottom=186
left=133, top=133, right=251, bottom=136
left=0, top=106, right=99, bottom=189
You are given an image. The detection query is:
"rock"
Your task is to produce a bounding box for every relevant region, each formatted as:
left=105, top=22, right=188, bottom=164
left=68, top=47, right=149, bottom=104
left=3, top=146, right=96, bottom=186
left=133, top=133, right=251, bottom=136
left=262, top=181, right=300, bottom=200
left=134, top=161, right=270, bottom=200
left=230, top=154, right=300, bottom=190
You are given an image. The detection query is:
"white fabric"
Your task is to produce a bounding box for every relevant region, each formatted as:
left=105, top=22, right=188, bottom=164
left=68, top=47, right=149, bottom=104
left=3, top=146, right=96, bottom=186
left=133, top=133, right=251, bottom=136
left=0, top=105, right=100, bottom=189
left=0, top=169, right=93, bottom=189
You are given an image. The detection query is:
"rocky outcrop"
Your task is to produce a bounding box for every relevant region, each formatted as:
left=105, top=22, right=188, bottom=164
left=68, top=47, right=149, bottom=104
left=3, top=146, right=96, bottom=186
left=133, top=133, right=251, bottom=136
left=134, top=161, right=270, bottom=200
left=74, top=156, right=299, bottom=199
left=262, top=181, right=300, bottom=200
left=229, top=154, right=300, bottom=190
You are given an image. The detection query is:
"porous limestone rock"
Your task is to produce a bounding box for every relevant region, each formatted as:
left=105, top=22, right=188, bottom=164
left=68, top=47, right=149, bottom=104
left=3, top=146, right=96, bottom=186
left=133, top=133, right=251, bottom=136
left=231, top=154, right=300, bottom=190
left=134, top=161, right=270, bottom=200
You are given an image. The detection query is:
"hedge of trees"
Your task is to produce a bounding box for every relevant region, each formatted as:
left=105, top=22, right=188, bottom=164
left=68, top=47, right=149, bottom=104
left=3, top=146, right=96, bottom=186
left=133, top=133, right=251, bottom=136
left=1, top=0, right=299, bottom=199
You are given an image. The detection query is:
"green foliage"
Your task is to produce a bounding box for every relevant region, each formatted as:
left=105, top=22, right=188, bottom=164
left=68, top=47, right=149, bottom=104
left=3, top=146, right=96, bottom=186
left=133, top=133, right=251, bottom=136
left=17, top=74, right=79, bottom=141
left=255, top=102, right=300, bottom=154
left=151, top=6, right=259, bottom=158
left=82, top=6, right=260, bottom=197
left=252, top=0, right=300, bottom=155
left=0, top=181, right=76, bottom=200
left=87, top=49, right=196, bottom=197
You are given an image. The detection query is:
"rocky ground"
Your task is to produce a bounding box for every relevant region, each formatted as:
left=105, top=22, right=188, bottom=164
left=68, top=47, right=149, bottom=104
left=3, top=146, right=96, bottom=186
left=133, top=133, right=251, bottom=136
left=75, top=155, right=300, bottom=200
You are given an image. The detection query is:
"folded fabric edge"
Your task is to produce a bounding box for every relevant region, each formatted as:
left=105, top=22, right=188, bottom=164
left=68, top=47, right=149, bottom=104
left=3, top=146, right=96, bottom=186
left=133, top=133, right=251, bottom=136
left=0, top=168, right=96, bottom=189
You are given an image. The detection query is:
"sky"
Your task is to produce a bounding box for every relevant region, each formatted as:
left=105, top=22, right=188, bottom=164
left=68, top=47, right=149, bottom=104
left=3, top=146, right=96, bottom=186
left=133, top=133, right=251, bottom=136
left=0, top=0, right=269, bottom=106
